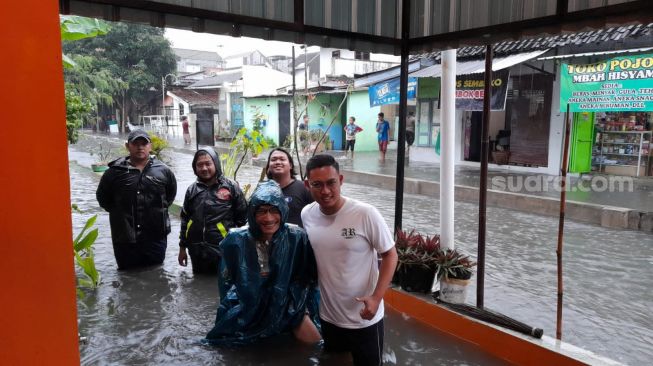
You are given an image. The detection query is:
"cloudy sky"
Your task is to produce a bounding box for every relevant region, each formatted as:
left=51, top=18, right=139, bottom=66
left=165, top=28, right=318, bottom=57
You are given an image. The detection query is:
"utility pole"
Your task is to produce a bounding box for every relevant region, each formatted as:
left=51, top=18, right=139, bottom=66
left=161, top=76, right=166, bottom=115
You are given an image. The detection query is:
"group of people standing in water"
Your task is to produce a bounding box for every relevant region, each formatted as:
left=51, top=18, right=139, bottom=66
left=96, top=129, right=397, bottom=366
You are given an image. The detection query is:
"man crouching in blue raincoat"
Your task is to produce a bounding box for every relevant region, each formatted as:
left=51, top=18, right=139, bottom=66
left=205, top=180, right=321, bottom=345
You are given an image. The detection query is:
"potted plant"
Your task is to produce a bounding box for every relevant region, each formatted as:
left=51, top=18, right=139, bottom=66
left=394, top=229, right=440, bottom=293
left=90, top=140, right=114, bottom=172
left=309, top=129, right=330, bottom=153
left=434, top=249, right=476, bottom=304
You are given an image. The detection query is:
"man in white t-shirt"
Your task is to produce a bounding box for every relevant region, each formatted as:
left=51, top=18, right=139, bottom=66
left=301, top=154, right=397, bottom=366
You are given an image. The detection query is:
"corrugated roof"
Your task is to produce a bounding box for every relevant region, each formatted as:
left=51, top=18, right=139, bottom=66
left=168, top=89, right=219, bottom=106
left=173, top=48, right=223, bottom=62
left=410, top=50, right=550, bottom=78
left=417, top=23, right=653, bottom=61
left=353, top=60, right=423, bottom=88
left=187, top=70, right=242, bottom=89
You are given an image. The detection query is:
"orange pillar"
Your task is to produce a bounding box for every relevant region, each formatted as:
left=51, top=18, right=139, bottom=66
left=0, top=1, right=80, bottom=364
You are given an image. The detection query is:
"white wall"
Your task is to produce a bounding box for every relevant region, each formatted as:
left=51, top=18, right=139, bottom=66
left=319, top=49, right=333, bottom=78
left=225, top=57, right=244, bottom=69
left=242, top=65, right=292, bottom=97
left=370, top=53, right=400, bottom=63
left=547, top=76, right=565, bottom=176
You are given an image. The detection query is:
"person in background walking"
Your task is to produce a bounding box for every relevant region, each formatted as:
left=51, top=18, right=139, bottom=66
left=265, top=148, right=313, bottom=227
left=343, top=116, right=363, bottom=159
left=406, top=112, right=415, bottom=146
left=301, top=154, right=397, bottom=366
left=178, top=148, right=247, bottom=274
left=181, top=116, right=191, bottom=145
left=405, top=111, right=416, bottom=162
left=96, top=129, right=177, bottom=270
left=376, top=112, right=390, bottom=162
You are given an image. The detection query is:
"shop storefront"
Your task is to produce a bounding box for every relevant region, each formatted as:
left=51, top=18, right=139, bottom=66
left=562, top=53, right=653, bottom=176
left=591, top=112, right=652, bottom=176
left=410, top=50, right=556, bottom=169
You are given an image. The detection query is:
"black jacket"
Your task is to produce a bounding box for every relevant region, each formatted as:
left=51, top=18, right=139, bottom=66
left=96, top=156, right=177, bottom=243
left=180, top=148, right=248, bottom=248
left=179, top=177, right=247, bottom=248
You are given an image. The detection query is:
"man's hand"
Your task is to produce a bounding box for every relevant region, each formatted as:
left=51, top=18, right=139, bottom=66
left=178, top=248, right=188, bottom=266
left=355, top=296, right=381, bottom=320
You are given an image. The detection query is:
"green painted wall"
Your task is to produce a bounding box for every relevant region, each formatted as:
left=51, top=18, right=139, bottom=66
left=306, top=94, right=345, bottom=150
left=242, top=97, right=281, bottom=145
left=242, top=91, right=380, bottom=151
left=345, top=90, right=381, bottom=152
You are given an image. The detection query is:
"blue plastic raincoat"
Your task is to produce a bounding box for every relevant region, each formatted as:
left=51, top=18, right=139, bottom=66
left=205, top=181, right=319, bottom=345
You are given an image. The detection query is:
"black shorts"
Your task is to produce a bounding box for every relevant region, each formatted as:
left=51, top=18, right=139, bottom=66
left=345, top=139, right=356, bottom=151
left=321, top=318, right=384, bottom=366
left=406, top=131, right=415, bottom=145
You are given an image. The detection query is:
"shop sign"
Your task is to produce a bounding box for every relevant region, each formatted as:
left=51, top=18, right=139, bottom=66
left=455, top=70, right=510, bottom=111
left=368, top=77, right=417, bottom=107
left=560, top=53, right=653, bottom=112
left=418, top=77, right=440, bottom=99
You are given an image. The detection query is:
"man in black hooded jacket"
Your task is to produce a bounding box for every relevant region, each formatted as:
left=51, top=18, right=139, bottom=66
left=178, top=148, right=248, bottom=274
left=96, top=130, right=177, bottom=270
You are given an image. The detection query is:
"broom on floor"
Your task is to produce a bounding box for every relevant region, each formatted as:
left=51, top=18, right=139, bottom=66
left=433, top=295, right=544, bottom=339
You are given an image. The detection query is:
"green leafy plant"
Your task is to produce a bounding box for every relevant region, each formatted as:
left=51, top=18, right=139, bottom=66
left=72, top=206, right=101, bottom=295
left=149, top=134, right=169, bottom=160
left=395, top=229, right=476, bottom=280
left=60, top=15, right=110, bottom=69
left=65, top=86, right=93, bottom=144
left=89, top=139, right=115, bottom=164
left=263, top=136, right=277, bottom=148
left=434, top=249, right=476, bottom=281
left=395, top=229, right=440, bottom=270
left=61, top=16, right=111, bottom=143
left=220, top=127, right=269, bottom=182
left=250, top=106, right=266, bottom=132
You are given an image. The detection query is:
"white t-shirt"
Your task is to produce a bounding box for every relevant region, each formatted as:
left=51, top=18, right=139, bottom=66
left=301, top=197, right=395, bottom=329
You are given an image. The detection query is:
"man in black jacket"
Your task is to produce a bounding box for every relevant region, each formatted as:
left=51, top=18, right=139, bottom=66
left=178, top=148, right=247, bottom=274
left=96, top=130, right=177, bottom=270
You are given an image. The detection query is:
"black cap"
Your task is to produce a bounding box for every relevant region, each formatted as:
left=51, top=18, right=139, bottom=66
left=127, top=129, right=151, bottom=143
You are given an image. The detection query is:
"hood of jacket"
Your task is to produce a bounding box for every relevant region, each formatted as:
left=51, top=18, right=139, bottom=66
left=247, top=180, right=288, bottom=239
left=192, top=148, right=223, bottom=179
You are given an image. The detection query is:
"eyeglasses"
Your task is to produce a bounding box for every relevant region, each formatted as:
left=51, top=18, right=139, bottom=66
left=254, top=206, right=281, bottom=217
left=308, top=179, right=339, bottom=190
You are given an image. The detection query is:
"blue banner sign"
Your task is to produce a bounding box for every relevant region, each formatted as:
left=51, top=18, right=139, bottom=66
left=368, top=77, right=417, bottom=107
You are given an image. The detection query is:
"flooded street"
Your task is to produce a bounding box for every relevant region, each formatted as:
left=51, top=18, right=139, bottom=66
left=69, top=144, right=651, bottom=365
left=70, top=148, right=505, bottom=365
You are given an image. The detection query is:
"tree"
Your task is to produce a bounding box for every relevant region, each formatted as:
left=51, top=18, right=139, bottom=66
left=61, top=15, right=111, bottom=143
left=65, top=85, right=93, bottom=144
left=63, top=21, right=176, bottom=130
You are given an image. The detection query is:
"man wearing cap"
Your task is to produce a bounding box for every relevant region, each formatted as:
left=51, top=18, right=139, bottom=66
left=97, top=130, right=177, bottom=270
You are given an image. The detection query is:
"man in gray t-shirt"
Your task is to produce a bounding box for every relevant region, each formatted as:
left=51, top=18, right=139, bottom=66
left=301, top=154, right=397, bottom=366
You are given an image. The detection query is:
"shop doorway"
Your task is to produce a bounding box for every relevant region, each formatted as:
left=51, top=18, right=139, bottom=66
left=416, top=99, right=438, bottom=147
left=278, top=101, right=290, bottom=146
left=464, top=112, right=483, bottom=162
left=569, top=112, right=595, bottom=173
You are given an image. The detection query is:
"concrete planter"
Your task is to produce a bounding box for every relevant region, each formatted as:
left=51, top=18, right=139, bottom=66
left=91, top=164, right=109, bottom=173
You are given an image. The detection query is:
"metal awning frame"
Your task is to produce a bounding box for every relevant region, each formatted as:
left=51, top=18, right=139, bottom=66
left=60, top=0, right=653, bottom=55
